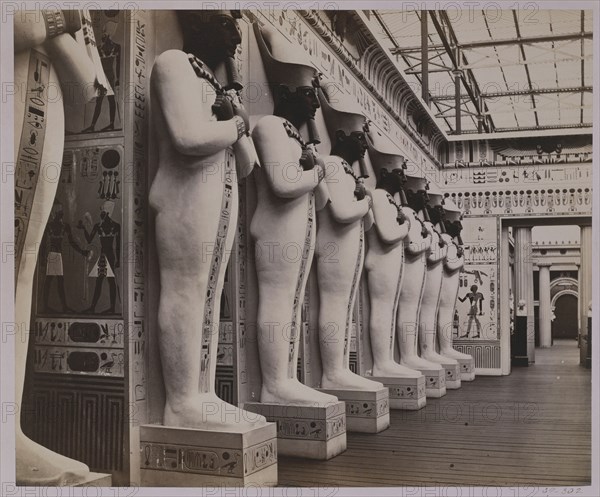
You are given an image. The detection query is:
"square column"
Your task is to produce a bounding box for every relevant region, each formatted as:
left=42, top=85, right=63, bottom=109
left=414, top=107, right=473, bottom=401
left=579, top=225, right=592, bottom=367
left=514, top=227, right=535, bottom=365
left=536, top=262, right=552, bottom=348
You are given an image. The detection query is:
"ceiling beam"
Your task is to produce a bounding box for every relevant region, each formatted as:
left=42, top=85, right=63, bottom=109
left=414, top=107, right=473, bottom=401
left=445, top=123, right=592, bottom=141
left=431, top=86, right=593, bottom=101
left=390, top=31, right=593, bottom=54
left=372, top=10, right=454, bottom=134
left=446, top=129, right=592, bottom=141
left=361, top=10, right=452, bottom=139
left=428, top=11, right=491, bottom=134
left=512, top=11, right=539, bottom=127
left=459, top=31, right=592, bottom=49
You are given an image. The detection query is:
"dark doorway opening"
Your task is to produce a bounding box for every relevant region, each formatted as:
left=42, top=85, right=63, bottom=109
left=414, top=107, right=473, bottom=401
left=552, top=294, right=578, bottom=340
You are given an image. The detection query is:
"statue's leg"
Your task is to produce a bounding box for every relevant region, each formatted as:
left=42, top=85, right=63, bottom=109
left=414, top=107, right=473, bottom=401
left=439, top=304, right=474, bottom=360
left=396, top=256, right=443, bottom=371
left=15, top=48, right=89, bottom=485
left=256, top=219, right=337, bottom=406
left=369, top=270, right=422, bottom=378
left=318, top=291, right=348, bottom=376
left=157, top=168, right=265, bottom=432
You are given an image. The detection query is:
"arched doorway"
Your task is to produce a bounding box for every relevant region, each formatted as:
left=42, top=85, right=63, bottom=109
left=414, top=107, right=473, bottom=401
left=552, top=293, right=578, bottom=339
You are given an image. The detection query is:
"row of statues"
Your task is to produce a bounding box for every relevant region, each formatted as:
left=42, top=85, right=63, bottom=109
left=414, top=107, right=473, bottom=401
left=13, top=9, right=474, bottom=485
left=150, top=10, right=473, bottom=433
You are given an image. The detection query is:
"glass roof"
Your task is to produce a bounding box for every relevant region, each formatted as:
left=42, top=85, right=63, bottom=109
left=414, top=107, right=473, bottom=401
left=371, top=9, right=593, bottom=135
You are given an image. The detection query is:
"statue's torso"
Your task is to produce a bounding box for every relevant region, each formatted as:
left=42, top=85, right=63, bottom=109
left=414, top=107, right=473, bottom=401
left=149, top=51, right=236, bottom=216
left=365, top=190, right=403, bottom=278
left=317, top=160, right=363, bottom=248
left=250, top=117, right=314, bottom=243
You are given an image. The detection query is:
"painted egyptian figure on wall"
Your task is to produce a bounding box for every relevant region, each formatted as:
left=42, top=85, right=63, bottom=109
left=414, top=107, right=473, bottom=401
left=79, top=200, right=121, bottom=314
left=41, top=200, right=89, bottom=314
left=149, top=10, right=265, bottom=430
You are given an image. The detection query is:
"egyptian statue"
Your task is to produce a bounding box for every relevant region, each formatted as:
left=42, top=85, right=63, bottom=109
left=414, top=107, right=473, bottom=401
left=250, top=22, right=337, bottom=406
left=363, top=129, right=422, bottom=379
left=149, top=10, right=266, bottom=431
left=315, top=87, right=385, bottom=392
left=15, top=9, right=100, bottom=484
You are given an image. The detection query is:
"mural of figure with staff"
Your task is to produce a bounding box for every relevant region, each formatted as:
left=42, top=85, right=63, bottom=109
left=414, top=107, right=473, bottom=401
left=41, top=200, right=89, bottom=313
left=82, top=20, right=121, bottom=132
left=458, top=284, right=484, bottom=338
left=78, top=200, right=121, bottom=314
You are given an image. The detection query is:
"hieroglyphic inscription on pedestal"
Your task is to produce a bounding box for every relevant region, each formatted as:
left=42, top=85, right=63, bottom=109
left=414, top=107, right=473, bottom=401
left=346, top=398, right=389, bottom=418
left=425, top=373, right=445, bottom=390
left=140, top=439, right=276, bottom=478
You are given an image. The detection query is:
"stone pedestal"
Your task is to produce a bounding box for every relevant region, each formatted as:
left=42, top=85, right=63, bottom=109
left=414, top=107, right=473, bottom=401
left=414, top=368, right=446, bottom=398
left=369, top=376, right=426, bottom=410
left=242, top=401, right=346, bottom=460
left=442, top=362, right=461, bottom=389
left=74, top=473, right=113, bottom=487
left=139, top=423, right=278, bottom=487
left=458, top=357, right=476, bottom=381
left=317, top=387, right=390, bottom=433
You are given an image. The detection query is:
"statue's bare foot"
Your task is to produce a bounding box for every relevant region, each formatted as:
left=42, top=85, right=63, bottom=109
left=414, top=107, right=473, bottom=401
left=421, top=351, right=459, bottom=365
left=164, top=393, right=267, bottom=433
left=17, top=431, right=89, bottom=486
left=321, top=370, right=384, bottom=391
left=439, top=348, right=473, bottom=361
left=261, top=379, right=339, bottom=407
left=400, top=356, right=444, bottom=371
left=372, top=361, right=423, bottom=378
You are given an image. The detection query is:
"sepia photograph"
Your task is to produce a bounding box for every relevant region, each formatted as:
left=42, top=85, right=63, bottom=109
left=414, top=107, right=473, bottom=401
left=0, top=1, right=597, bottom=494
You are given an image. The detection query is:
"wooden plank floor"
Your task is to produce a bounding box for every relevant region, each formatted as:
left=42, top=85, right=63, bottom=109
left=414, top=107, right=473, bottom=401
left=278, top=340, right=591, bottom=487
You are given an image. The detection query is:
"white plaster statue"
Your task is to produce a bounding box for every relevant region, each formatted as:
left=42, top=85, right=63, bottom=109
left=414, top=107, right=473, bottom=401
left=315, top=88, right=384, bottom=391
left=364, top=130, right=422, bottom=379
left=416, top=186, right=460, bottom=369
left=149, top=10, right=266, bottom=431
left=437, top=199, right=473, bottom=363
left=14, top=9, right=99, bottom=484
left=250, top=23, right=337, bottom=406
left=396, top=175, right=444, bottom=373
